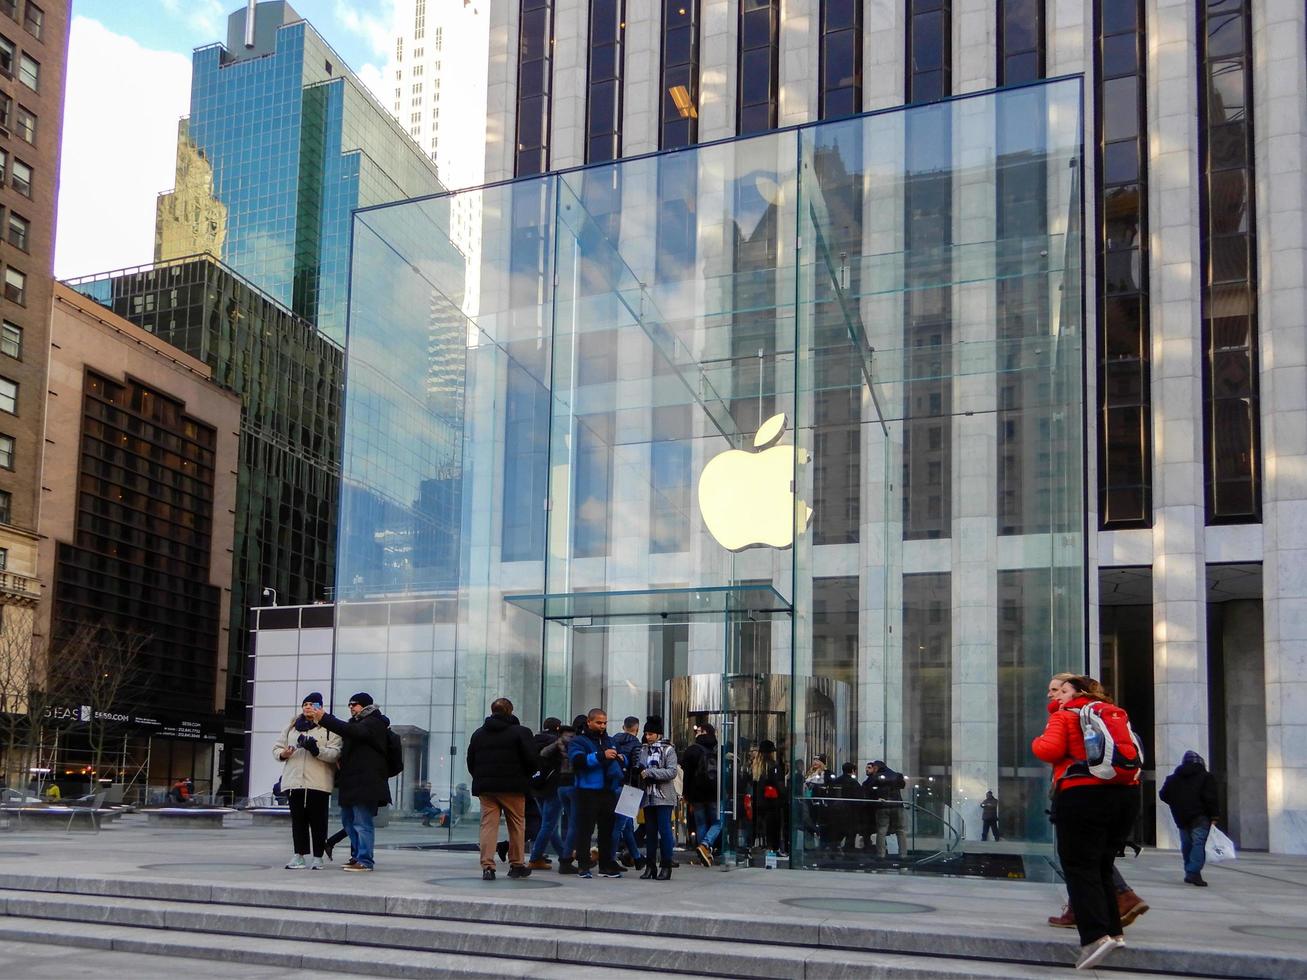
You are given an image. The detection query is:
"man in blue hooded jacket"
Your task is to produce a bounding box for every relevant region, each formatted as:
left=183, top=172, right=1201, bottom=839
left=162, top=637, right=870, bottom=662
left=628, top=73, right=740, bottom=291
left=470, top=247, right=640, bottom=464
left=567, top=708, right=627, bottom=878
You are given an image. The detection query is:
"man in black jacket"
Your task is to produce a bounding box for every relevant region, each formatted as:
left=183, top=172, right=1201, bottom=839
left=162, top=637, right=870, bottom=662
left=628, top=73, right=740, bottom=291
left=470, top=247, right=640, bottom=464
left=865, top=760, right=907, bottom=858
left=527, top=717, right=564, bottom=870
left=1159, top=750, right=1220, bottom=886
left=306, top=693, right=390, bottom=872
left=680, top=721, right=721, bottom=865
left=466, top=697, right=539, bottom=880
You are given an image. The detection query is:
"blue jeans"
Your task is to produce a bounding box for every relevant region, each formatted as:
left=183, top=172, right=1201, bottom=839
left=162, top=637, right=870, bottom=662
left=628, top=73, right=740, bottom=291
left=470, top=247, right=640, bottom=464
left=644, top=805, right=675, bottom=864
left=693, top=801, right=721, bottom=849
left=340, top=804, right=377, bottom=868
left=529, top=791, right=565, bottom=862
left=558, top=785, right=577, bottom=858
left=613, top=812, right=639, bottom=859
left=1179, top=818, right=1211, bottom=875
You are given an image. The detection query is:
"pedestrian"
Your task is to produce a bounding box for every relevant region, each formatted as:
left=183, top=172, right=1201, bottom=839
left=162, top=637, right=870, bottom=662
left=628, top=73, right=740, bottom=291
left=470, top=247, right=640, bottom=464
left=680, top=721, right=721, bottom=866
left=611, top=715, right=644, bottom=869
left=751, top=740, right=785, bottom=853
left=1043, top=673, right=1149, bottom=932
left=828, top=762, right=862, bottom=851
left=414, top=781, right=443, bottom=826
left=465, top=697, right=540, bottom=881
left=552, top=715, right=585, bottom=874
left=865, top=760, right=908, bottom=858
left=567, top=708, right=627, bottom=879
left=1159, top=750, right=1220, bottom=887
left=1032, top=674, right=1141, bottom=970
left=272, top=692, right=341, bottom=870
left=634, top=715, right=678, bottom=880
left=306, top=693, right=392, bottom=872
left=527, top=717, right=565, bottom=870
left=981, top=790, right=1001, bottom=841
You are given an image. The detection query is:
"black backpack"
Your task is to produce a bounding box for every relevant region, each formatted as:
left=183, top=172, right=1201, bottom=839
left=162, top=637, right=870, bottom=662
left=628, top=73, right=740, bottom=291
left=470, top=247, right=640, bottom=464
left=695, top=746, right=719, bottom=796
left=385, top=728, right=404, bottom=778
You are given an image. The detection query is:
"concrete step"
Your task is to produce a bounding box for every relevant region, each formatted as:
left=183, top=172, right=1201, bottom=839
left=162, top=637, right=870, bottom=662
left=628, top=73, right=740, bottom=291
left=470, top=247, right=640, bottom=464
left=0, top=889, right=1170, bottom=979
left=1, top=871, right=1300, bottom=979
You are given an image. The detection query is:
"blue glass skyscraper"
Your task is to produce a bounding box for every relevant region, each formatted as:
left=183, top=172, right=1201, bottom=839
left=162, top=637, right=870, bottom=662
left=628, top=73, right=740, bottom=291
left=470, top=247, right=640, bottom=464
left=156, top=1, right=453, bottom=343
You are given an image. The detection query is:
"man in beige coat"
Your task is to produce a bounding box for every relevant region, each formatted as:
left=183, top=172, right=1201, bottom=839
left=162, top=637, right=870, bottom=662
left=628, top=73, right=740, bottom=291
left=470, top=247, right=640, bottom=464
left=273, top=692, right=342, bottom=869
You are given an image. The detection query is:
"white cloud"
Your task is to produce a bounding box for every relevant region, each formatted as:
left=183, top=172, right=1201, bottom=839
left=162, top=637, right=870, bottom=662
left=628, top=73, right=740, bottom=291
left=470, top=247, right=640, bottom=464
left=356, top=62, right=389, bottom=106
left=161, top=0, right=225, bottom=36
left=55, top=17, right=192, bottom=279
left=333, top=0, right=397, bottom=59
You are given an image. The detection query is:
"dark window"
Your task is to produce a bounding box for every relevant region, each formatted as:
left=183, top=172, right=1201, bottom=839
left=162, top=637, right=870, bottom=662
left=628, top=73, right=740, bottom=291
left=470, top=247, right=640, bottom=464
left=649, top=404, right=691, bottom=553
left=660, top=0, right=700, bottom=149
left=997, top=0, right=1045, bottom=85
left=737, top=0, right=779, bottom=135
left=819, top=0, right=861, bottom=119
left=501, top=341, right=550, bottom=562
left=0, top=488, right=9, bottom=523
left=573, top=412, right=614, bottom=557
left=906, top=0, right=951, bottom=104
left=14, top=104, right=34, bottom=143
left=23, top=3, right=41, bottom=40
left=585, top=0, right=625, bottom=163
left=903, top=572, right=951, bottom=788
left=515, top=1, right=554, bottom=176
left=1097, top=0, right=1151, bottom=528
left=0, top=433, right=13, bottom=469
left=1198, top=0, right=1259, bottom=523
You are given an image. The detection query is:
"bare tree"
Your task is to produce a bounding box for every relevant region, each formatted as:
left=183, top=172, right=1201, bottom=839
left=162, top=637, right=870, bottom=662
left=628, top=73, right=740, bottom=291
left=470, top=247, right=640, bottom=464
left=0, top=607, right=39, bottom=791
left=49, top=622, right=150, bottom=781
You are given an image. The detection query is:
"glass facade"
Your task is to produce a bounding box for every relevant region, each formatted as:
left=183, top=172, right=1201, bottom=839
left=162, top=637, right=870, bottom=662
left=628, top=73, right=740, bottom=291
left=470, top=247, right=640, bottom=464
left=333, top=80, right=1084, bottom=870
left=158, top=4, right=446, bottom=343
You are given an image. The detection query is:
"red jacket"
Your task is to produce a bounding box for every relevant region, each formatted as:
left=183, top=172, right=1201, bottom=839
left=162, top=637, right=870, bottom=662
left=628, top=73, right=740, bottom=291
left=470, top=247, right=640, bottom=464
left=1031, top=696, right=1140, bottom=792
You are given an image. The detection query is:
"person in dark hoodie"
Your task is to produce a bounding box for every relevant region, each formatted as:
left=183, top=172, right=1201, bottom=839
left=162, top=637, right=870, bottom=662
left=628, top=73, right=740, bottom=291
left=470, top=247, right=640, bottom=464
left=1159, top=750, right=1220, bottom=886
left=527, top=717, right=565, bottom=870
left=611, top=715, right=644, bottom=868
left=568, top=708, right=627, bottom=878
left=466, top=697, right=540, bottom=881
left=305, top=693, right=390, bottom=872
left=680, top=721, right=722, bottom=866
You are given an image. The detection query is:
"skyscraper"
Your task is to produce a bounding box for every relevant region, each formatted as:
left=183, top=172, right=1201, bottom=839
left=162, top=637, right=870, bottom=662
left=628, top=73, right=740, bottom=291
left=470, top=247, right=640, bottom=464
left=0, top=0, right=68, bottom=686
left=155, top=1, right=448, bottom=343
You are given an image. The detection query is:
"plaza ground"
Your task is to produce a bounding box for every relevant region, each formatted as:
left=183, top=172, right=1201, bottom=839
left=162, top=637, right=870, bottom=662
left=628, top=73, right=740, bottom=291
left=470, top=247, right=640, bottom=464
left=0, top=812, right=1304, bottom=978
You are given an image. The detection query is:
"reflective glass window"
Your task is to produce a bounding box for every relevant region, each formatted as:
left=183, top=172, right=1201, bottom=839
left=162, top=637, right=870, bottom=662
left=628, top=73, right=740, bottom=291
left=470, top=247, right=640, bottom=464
left=819, top=0, right=861, bottom=119
left=997, top=0, right=1044, bottom=85
left=737, top=0, right=778, bottom=134
left=1198, top=0, right=1260, bottom=523
left=585, top=0, right=625, bottom=163
left=515, top=1, right=554, bottom=176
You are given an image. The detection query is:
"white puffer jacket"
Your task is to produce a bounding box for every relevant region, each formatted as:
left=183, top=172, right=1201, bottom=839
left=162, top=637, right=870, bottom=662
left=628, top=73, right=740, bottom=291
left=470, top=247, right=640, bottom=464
left=273, top=715, right=342, bottom=793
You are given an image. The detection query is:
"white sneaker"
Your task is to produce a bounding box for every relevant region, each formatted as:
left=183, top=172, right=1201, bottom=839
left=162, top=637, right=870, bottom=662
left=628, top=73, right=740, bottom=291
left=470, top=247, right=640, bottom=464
left=1076, top=936, right=1118, bottom=971
left=284, top=855, right=307, bottom=870
left=309, top=856, right=323, bottom=870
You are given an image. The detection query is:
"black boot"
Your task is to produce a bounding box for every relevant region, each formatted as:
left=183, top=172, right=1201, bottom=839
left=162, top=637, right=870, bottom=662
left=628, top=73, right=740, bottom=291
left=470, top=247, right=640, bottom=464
left=656, top=863, right=672, bottom=880
left=639, top=858, right=657, bottom=879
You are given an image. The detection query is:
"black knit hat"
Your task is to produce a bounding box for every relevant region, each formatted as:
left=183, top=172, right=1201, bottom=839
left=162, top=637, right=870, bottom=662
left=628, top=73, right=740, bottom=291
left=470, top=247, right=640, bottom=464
left=643, top=715, right=664, bottom=734
left=348, top=692, right=374, bottom=707
left=302, top=692, right=323, bottom=707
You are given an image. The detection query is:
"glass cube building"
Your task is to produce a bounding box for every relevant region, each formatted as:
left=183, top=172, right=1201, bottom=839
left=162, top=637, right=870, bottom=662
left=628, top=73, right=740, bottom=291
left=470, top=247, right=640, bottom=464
left=253, top=78, right=1085, bottom=871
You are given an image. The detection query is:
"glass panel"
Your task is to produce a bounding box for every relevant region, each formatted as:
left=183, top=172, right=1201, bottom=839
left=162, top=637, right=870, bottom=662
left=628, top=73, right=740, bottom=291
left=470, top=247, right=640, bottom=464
left=333, top=79, right=1084, bottom=867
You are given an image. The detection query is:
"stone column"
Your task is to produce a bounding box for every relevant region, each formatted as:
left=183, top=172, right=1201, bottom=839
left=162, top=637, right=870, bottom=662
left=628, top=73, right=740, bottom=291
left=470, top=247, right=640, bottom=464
left=550, top=0, right=588, bottom=169
left=863, top=0, right=904, bottom=111
left=483, top=0, right=517, bottom=183
left=1252, top=0, right=1307, bottom=856
left=778, top=0, right=817, bottom=126
left=1147, top=0, right=1208, bottom=849
left=621, top=8, right=660, bottom=156
left=698, top=0, right=738, bottom=142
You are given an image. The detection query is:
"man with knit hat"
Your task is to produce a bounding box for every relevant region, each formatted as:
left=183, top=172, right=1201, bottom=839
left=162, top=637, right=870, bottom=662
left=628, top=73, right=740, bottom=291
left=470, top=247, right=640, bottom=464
left=1159, top=750, right=1220, bottom=886
left=305, top=693, right=392, bottom=872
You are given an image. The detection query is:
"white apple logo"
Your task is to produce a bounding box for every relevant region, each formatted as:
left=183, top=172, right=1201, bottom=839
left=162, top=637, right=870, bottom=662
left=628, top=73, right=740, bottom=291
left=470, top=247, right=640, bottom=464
left=698, top=413, right=813, bottom=551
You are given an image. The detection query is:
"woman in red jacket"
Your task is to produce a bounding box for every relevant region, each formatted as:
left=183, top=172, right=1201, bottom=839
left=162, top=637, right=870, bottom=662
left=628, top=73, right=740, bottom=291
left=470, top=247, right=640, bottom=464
left=1032, top=675, right=1139, bottom=971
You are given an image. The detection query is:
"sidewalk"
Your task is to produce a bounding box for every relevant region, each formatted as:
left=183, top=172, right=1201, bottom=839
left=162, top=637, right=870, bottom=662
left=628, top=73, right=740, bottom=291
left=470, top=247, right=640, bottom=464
left=0, top=813, right=1304, bottom=977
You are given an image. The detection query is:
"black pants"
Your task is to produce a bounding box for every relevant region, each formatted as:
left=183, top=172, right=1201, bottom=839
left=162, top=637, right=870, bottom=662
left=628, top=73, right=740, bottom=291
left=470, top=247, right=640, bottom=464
left=574, top=788, right=617, bottom=871
left=288, top=788, right=330, bottom=857
left=1055, top=785, right=1139, bottom=947
left=982, top=817, right=1001, bottom=841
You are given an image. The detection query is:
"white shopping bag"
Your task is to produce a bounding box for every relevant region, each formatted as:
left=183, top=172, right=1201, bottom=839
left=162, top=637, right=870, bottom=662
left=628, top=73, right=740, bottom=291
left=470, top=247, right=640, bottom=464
left=615, top=785, right=643, bottom=820
left=1205, top=823, right=1237, bottom=863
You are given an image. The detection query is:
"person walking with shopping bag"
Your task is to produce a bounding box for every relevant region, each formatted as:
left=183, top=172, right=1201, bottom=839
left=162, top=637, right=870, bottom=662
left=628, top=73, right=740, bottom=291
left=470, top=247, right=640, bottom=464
left=1159, top=750, right=1220, bottom=886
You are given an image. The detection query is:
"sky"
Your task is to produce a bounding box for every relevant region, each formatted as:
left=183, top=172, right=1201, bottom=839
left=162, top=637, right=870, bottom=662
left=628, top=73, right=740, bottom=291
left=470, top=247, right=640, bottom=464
left=54, top=0, right=397, bottom=279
